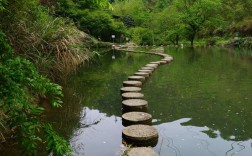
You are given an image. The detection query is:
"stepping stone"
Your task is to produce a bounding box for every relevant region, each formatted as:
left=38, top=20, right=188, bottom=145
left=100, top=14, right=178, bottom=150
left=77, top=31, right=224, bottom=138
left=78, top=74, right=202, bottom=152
left=134, top=72, right=149, bottom=78
left=122, top=112, right=152, bottom=126
left=122, top=99, right=148, bottom=113
left=150, top=61, right=161, bottom=65
left=122, top=125, right=158, bottom=147
left=121, top=87, right=142, bottom=93
left=163, top=56, right=173, bottom=61
left=128, top=76, right=145, bottom=82
left=122, top=92, right=144, bottom=100
left=123, top=81, right=142, bottom=87
left=141, top=66, right=155, bottom=71
left=138, top=69, right=153, bottom=74
left=157, top=60, right=168, bottom=64
left=124, top=147, right=158, bottom=156
left=145, top=64, right=158, bottom=69
left=154, top=53, right=165, bottom=57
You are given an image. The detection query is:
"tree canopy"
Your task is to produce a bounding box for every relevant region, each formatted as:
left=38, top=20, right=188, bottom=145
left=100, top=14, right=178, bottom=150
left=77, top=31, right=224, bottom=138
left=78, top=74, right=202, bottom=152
left=112, top=0, right=252, bottom=46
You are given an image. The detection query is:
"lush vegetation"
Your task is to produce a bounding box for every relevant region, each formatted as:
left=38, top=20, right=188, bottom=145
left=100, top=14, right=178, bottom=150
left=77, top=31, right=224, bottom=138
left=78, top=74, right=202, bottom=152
left=0, top=0, right=92, bottom=79
left=0, top=31, right=71, bottom=155
left=0, top=0, right=92, bottom=155
left=1, top=0, right=252, bottom=155
left=112, top=0, right=252, bottom=46
left=57, top=0, right=126, bottom=42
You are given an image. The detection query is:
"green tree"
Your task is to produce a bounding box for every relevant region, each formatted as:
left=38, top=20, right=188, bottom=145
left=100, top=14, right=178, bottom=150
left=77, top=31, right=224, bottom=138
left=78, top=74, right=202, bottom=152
left=57, top=0, right=125, bottom=42
left=175, top=0, right=222, bottom=46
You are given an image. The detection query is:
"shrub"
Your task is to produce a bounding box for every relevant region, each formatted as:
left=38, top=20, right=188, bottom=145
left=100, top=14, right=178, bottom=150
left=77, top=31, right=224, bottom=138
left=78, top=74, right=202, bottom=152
left=57, top=0, right=126, bottom=42
left=0, top=0, right=91, bottom=79
left=128, top=27, right=153, bottom=45
left=0, top=31, right=71, bottom=155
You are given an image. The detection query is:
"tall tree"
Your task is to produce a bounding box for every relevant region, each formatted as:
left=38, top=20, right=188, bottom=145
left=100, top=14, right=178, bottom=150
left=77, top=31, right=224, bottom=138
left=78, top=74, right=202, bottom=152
left=175, top=0, right=222, bottom=46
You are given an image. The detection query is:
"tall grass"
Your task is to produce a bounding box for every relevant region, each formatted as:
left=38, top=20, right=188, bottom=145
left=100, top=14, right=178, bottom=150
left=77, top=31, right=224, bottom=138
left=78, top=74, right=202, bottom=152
left=0, top=0, right=91, bottom=79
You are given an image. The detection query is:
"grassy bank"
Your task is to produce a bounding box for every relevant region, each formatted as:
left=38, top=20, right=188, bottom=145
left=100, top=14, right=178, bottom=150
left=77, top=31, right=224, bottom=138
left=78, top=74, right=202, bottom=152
left=0, top=0, right=97, bottom=155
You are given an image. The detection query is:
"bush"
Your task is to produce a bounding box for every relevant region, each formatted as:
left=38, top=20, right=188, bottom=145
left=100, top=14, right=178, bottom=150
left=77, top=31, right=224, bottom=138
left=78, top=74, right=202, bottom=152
left=57, top=0, right=126, bottom=42
left=128, top=27, right=153, bottom=45
left=0, top=0, right=91, bottom=79
left=0, top=31, right=71, bottom=155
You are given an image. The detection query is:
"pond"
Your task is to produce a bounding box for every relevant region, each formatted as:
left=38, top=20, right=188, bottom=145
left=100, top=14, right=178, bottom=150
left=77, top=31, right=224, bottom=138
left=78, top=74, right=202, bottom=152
left=47, top=47, right=252, bottom=156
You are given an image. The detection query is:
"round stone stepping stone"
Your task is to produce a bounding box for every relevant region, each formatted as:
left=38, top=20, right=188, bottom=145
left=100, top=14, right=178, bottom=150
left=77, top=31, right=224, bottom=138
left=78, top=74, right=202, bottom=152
left=164, top=56, right=173, bottom=61
left=138, top=69, right=153, bottom=74
left=145, top=64, right=158, bottom=69
left=134, top=72, right=149, bottom=78
left=141, top=66, right=155, bottom=70
left=149, top=61, right=161, bottom=65
left=161, top=57, right=173, bottom=62
left=121, top=87, right=142, bottom=93
left=122, top=112, right=152, bottom=127
left=128, top=75, right=145, bottom=82
left=122, top=125, right=158, bottom=147
left=125, top=147, right=158, bottom=156
left=122, top=92, right=144, bottom=100
left=123, top=81, right=142, bottom=87
left=122, top=99, right=148, bottom=113
left=157, top=60, right=168, bottom=64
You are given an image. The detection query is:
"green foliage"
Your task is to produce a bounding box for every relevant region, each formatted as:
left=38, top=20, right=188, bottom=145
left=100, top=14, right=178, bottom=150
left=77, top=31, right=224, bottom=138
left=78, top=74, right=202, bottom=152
left=0, top=0, right=90, bottom=77
left=128, top=27, right=153, bottom=45
left=113, top=0, right=150, bottom=26
left=0, top=0, right=7, bottom=11
left=113, top=0, right=252, bottom=47
left=44, top=124, right=72, bottom=156
left=57, top=0, right=124, bottom=42
left=78, top=10, right=125, bottom=41
left=0, top=31, right=71, bottom=155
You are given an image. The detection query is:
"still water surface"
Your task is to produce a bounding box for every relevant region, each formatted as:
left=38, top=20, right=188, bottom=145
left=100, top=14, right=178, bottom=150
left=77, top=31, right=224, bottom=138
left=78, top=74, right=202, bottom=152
left=48, top=47, right=252, bottom=156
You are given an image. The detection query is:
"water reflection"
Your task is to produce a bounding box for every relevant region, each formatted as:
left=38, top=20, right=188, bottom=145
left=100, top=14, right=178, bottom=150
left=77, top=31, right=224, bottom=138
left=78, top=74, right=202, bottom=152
left=144, top=47, right=252, bottom=142
left=70, top=108, right=123, bottom=156
left=155, top=118, right=252, bottom=156
left=46, top=48, right=252, bottom=156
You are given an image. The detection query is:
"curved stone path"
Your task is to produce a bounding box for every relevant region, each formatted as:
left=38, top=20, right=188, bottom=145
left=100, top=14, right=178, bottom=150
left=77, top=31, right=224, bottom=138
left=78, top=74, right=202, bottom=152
left=116, top=46, right=173, bottom=155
